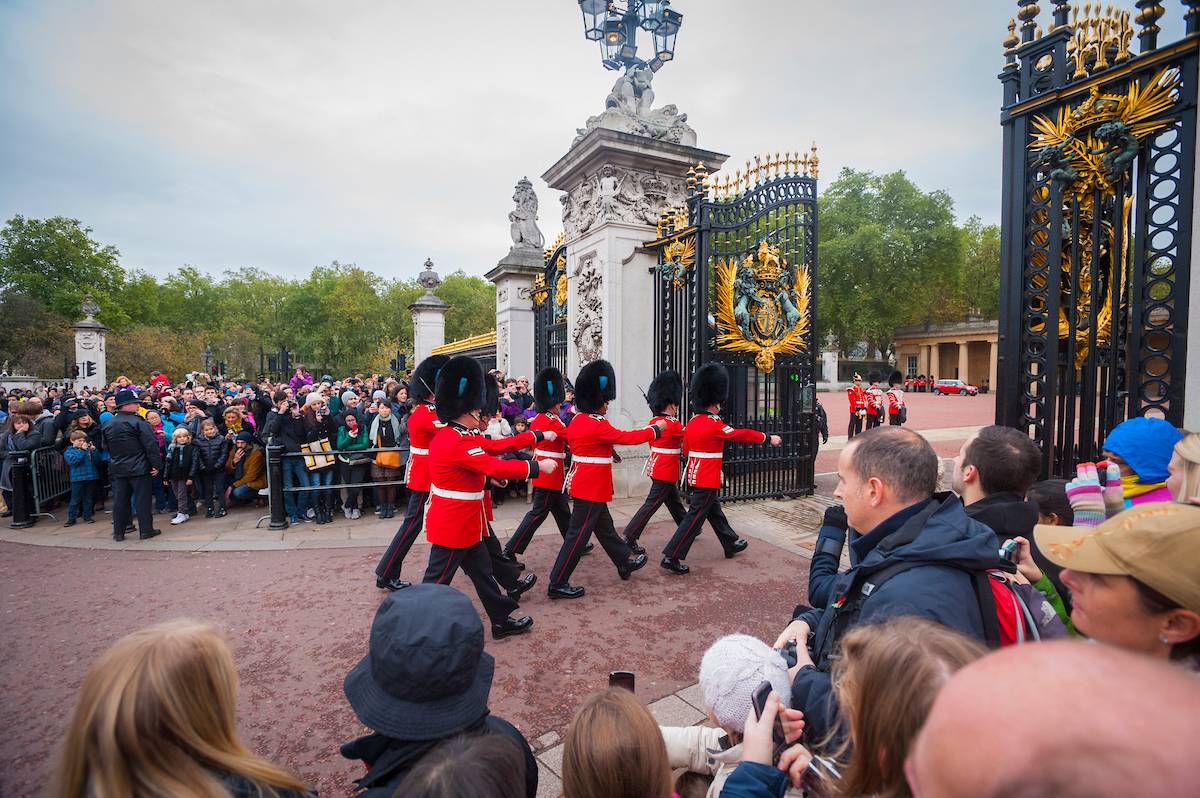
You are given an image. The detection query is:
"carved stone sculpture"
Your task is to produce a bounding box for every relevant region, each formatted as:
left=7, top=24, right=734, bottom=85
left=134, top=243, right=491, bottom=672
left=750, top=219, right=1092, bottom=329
left=509, top=177, right=545, bottom=250
left=417, top=259, right=442, bottom=295
left=572, top=66, right=697, bottom=148
left=573, top=255, right=604, bottom=364
left=497, top=321, right=510, bottom=373
left=562, top=165, right=687, bottom=238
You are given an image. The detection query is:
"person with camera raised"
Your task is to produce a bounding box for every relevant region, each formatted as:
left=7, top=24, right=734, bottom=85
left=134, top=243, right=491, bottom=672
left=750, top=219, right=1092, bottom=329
left=264, top=388, right=311, bottom=525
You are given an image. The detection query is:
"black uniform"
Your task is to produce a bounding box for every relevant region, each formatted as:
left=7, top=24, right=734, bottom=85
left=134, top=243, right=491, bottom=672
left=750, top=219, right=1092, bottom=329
left=102, top=410, right=162, bottom=540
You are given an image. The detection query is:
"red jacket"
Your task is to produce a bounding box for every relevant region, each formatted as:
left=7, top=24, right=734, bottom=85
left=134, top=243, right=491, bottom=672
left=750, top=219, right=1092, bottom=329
left=425, top=424, right=539, bottom=548
left=564, top=413, right=659, bottom=502
left=404, top=403, right=443, bottom=493
left=866, top=386, right=884, bottom=416
left=847, top=385, right=868, bottom=415
left=529, top=411, right=567, bottom=490
left=886, top=388, right=905, bottom=414
left=683, top=413, right=766, bottom=489
left=645, top=415, right=684, bottom=482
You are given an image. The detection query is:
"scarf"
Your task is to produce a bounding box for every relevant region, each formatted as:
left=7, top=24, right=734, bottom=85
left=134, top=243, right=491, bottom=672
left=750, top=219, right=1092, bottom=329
left=1122, top=474, right=1167, bottom=499
left=370, top=413, right=402, bottom=445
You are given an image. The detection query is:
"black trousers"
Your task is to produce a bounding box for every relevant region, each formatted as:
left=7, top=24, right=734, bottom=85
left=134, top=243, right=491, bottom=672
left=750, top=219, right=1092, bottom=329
left=847, top=414, right=863, bottom=439
left=504, top=487, right=571, bottom=556
left=111, top=474, right=154, bottom=538
left=662, top=487, right=740, bottom=561
left=622, top=478, right=686, bottom=543
left=375, top=490, right=428, bottom=580
left=423, top=541, right=518, bottom=623
left=889, top=415, right=903, bottom=426
left=549, top=498, right=631, bottom=588
left=866, top=413, right=881, bottom=430
left=484, top=524, right=521, bottom=591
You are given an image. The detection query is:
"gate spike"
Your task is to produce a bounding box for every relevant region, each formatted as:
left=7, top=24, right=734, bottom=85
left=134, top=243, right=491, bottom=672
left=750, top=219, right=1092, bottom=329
left=782, top=151, right=792, bottom=176
left=754, top=155, right=762, bottom=186
left=809, top=142, right=819, bottom=179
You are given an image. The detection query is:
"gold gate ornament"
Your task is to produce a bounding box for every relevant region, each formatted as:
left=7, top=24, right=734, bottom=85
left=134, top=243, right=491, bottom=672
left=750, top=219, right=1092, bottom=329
left=714, top=241, right=811, bottom=373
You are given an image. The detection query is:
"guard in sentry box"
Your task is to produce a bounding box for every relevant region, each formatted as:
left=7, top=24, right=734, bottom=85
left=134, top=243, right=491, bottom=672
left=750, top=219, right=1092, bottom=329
left=622, top=369, right=687, bottom=556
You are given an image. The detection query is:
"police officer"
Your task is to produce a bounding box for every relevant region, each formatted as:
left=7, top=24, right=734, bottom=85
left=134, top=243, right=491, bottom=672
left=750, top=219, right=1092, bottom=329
left=101, top=389, right=162, bottom=542
left=622, top=370, right=686, bottom=555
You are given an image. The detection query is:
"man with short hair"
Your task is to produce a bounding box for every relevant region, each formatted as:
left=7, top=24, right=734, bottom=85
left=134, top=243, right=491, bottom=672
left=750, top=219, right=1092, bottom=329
left=101, top=389, right=162, bottom=542
left=774, top=426, right=998, bottom=744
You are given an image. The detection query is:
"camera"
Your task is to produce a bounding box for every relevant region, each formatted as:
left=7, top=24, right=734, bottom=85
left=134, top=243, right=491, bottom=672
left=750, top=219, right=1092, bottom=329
left=999, top=538, right=1019, bottom=563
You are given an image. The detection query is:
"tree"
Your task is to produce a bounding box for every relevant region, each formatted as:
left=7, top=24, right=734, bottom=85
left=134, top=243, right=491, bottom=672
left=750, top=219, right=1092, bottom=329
left=0, top=290, right=73, bottom=377
left=435, top=271, right=496, bottom=343
left=958, top=216, right=1001, bottom=319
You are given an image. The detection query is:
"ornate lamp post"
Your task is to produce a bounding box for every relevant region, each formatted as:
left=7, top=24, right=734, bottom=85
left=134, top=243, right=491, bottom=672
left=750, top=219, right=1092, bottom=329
left=576, top=0, right=683, bottom=72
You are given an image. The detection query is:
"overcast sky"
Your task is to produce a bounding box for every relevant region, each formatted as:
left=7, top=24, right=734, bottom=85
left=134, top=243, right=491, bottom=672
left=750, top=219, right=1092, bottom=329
left=0, top=2, right=1186, bottom=282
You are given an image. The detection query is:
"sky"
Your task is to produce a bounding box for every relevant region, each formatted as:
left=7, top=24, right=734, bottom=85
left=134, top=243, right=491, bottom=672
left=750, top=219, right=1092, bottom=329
left=0, top=1, right=1187, bottom=283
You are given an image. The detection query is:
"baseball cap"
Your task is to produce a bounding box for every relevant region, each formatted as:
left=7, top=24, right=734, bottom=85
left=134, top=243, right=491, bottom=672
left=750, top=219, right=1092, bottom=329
left=1035, top=504, right=1200, bottom=614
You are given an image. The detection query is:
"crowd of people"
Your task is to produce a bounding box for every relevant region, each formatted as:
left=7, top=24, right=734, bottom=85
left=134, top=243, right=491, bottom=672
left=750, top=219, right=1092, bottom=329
left=12, top=359, right=1200, bottom=797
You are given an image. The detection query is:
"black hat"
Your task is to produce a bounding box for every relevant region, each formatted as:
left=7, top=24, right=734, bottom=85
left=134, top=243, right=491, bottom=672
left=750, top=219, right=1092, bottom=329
left=645, top=370, right=682, bottom=415
left=867, top=370, right=881, bottom=384
left=114, top=388, right=140, bottom=408
left=434, top=356, right=485, bottom=423
left=483, top=375, right=500, bottom=418
left=574, top=359, right=616, bottom=414
left=533, top=367, right=566, bottom=412
left=690, top=363, right=728, bottom=412
left=889, top=370, right=904, bottom=386
left=343, top=585, right=494, bottom=741
left=410, top=355, right=451, bottom=403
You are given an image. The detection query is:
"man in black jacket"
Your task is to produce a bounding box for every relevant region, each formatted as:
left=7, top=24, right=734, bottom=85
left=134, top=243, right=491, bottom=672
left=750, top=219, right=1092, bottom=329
left=263, top=390, right=309, bottom=524
left=340, top=584, right=538, bottom=798
left=101, top=389, right=162, bottom=542
left=775, top=426, right=998, bottom=745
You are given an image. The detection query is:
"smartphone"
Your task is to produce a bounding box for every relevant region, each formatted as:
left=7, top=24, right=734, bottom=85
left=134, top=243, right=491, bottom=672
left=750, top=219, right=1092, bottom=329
left=608, top=671, right=635, bottom=693
left=751, top=680, right=787, bottom=761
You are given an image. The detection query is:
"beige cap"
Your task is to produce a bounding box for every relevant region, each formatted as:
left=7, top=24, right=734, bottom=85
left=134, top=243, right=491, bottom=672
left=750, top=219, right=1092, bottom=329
left=1035, top=504, right=1200, bottom=614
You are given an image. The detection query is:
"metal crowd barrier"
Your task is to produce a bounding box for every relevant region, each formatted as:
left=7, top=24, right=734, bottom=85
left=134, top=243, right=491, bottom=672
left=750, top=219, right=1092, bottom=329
left=6, top=445, right=71, bottom=527
left=261, top=443, right=409, bottom=530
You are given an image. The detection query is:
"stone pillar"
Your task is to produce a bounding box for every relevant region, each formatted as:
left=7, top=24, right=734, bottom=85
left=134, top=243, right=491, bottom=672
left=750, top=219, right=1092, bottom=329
left=821, top=348, right=839, bottom=384
left=957, top=341, right=970, bottom=383
left=917, top=345, right=929, bottom=377
left=409, top=259, right=447, bottom=365
left=989, top=339, right=999, bottom=392
left=72, top=296, right=109, bottom=390
left=929, top=343, right=941, bottom=381
left=486, top=247, right=542, bottom=379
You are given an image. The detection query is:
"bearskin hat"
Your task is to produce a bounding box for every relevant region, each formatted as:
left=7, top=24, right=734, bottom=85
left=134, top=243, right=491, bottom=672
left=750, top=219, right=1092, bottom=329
left=574, top=359, right=617, bottom=414
left=867, top=370, right=881, bottom=384
left=410, top=354, right=450, bottom=403
left=434, top=356, right=486, bottom=423
left=889, top=370, right=904, bottom=387
left=646, top=370, right=683, bottom=415
left=690, top=363, right=729, bottom=412
left=533, top=367, right=566, bottom=412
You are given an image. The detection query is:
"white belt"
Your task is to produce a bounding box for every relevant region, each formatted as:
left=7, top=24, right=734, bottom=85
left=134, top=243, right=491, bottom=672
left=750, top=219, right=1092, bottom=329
left=534, top=449, right=566, bottom=459
left=430, top=485, right=484, bottom=501
left=650, top=447, right=682, bottom=455
left=409, top=446, right=429, bottom=456
left=688, top=451, right=723, bottom=459
left=572, top=455, right=613, bottom=464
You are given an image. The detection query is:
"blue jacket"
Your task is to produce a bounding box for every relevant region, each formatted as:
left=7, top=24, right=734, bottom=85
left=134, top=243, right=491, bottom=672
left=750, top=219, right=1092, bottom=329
left=791, top=493, right=998, bottom=744
left=63, top=445, right=100, bottom=482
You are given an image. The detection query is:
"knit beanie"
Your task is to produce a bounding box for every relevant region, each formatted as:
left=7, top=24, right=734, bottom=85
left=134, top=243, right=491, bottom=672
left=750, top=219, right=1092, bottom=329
left=305, top=392, right=324, bottom=407
left=342, top=390, right=358, bottom=405
left=698, top=634, right=791, bottom=733
left=373, top=390, right=387, bottom=401
left=1102, top=416, right=1183, bottom=484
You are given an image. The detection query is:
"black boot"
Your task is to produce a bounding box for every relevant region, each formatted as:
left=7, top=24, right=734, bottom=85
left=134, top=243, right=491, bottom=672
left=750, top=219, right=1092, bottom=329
left=625, top=537, right=646, bottom=555
left=498, top=552, right=526, bottom=571
left=660, top=557, right=690, bottom=575
left=492, top=615, right=534, bottom=640
left=617, top=553, right=648, bottom=580
left=376, top=576, right=411, bottom=591
left=548, top=583, right=586, bottom=599
left=506, top=574, right=537, bottom=601
left=724, top=539, right=749, bottom=559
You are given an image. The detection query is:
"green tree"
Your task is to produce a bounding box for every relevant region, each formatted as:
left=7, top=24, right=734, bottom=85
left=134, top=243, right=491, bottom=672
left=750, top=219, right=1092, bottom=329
left=958, top=216, right=1001, bottom=319
left=435, top=271, right=496, bottom=343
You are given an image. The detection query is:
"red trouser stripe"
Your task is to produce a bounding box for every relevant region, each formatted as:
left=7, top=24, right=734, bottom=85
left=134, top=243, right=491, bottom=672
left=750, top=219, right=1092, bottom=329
left=553, top=502, right=595, bottom=584
left=434, top=548, right=460, bottom=584
left=671, top=491, right=713, bottom=558
left=380, top=495, right=424, bottom=575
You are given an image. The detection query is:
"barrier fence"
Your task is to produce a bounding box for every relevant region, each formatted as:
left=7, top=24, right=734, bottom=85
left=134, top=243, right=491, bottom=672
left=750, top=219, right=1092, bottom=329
left=6, top=446, right=73, bottom=527
left=261, top=444, right=409, bottom=530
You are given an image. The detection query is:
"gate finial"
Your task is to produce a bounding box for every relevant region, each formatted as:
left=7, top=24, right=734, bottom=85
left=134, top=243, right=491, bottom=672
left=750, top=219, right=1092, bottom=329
left=1134, top=2, right=1164, bottom=52
left=809, top=143, right=820, bottom=180
left=1004, top=19, right=1020, bottom=68
left=1019, top=1, right=1042, bottom=43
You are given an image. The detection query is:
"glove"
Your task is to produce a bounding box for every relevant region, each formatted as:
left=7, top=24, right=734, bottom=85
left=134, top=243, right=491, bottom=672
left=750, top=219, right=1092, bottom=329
left=1098, top=462, right=1125, bottom=517
left=1066, top=463, right=1107, bottom=527
left=822, top=504, right=848, bottom=531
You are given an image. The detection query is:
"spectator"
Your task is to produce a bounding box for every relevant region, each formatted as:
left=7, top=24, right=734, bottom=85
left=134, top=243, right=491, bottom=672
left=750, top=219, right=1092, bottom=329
left=340, top=585, right=539, bottom=798
left=221, top=406, right=249, bottom=439
left=561, top=386, right=575, bottom=422
left=194, top=418, right=230, bottom=519
left=1101, top=416, right=1183, bottom=506
left=225, top=431, right=266, bottom=505
left=562, top=688, right=672, bottom=798
left=336, top=412, right=372, bottom=519
left=144, top=409, right=173, bottom=513
left=289, top=365, right=313, bottom=393
left=164, top=426, right=198, bottom=525
left=338, top=390, right=366, bottom=429
left=513, top=376, right=533, bottom=410
left=1166, top=431, right=1200, bottom=504
left=62, top=430, right=100, bottom=526
left=395, top=735, right=526, bottom=798
left=1025, top=478, right=1073, bottom=526
left=265, top=390, right=311, bottom=525
left=775, top=426, right=998, bottom=744
left=101, top=389, right=161, bottom=542
left=302, top=393, right=338, bottom=524
left=49, top=619, right=313, bottom=798
left=1035, top=503, right=1200, bottom=664
left=906, top=641, right=1200, bottom=798
left=368, top=400, right=405, bottom=519
left=21, top=397, right=59, bottom=449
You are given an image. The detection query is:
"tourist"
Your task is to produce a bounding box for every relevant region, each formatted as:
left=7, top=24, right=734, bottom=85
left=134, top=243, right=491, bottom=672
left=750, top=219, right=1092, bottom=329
left=301, top=393, right=338, bottom=524
left=1166, top=431, right=1200, bottom=504
left=395, top=735, right=527, bottom=798
left=289, top=365, right=313, bottom=393
left=1025, top=478, right=1073, bottom=526
left=1035, top=503, right=1200, bottom=665
left=194, top=418, right=230, bottom=519
left=264, top=390, right=311, bottom=525
left=562, top=688, right=673, bottom=798
left=340, top=585, right=539, bottom=798
left=1101, top=415, right=1182, bottom=506
left=144, top=409, right=173, bottom=512
left=225, top=431, right=266, bottom=505
left=336, top=411, right=371, bottom=519
left=164, top=426, right=198, bottom=524
left=368, top=399, right=405, bottom=521
left=102, top=389, right=161, bottom=541
left=773, top=426, right=998, bottom=744
left=906, top=641, right=1200, bottom=798
left=49, top=620, right=314, bottom=798
left=62, top=430, right=100, bottom=526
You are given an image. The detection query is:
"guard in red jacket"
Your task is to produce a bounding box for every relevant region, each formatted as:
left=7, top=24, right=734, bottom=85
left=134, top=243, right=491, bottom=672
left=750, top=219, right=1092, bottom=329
left=846, top=373, right=867, bottom=439
left=375, top=354, right=449, bottom=591
left=421, top=356, right=559, bottom=640
left=502, top=366, right=574, bottom=566
left=865, top=370, right=884, bottom=430
left=661, top=363, right=781, bottom=574
left=547, top=359, right=666, bottom=599
left=622, top=369, right=686, bottom=555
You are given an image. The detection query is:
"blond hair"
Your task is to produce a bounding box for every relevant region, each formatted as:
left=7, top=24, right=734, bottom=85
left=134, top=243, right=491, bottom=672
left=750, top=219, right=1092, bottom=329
left=49, top=620, right=310, bottom=798
left=562, top=688, right=672, bottom=798
left=199, top=418, right=218, bottom=434
left=1173, top=432, right=1200, bottom=504
left=826, top=618, right=987, bottom=798
left=172, top=427, right=192, bottom=443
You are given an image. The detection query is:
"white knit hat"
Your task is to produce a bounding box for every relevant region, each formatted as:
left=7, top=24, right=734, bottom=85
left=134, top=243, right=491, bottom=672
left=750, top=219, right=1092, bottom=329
left=304, top=392, right=324, bottom=407
left=698, top=634, right=791, bottom=733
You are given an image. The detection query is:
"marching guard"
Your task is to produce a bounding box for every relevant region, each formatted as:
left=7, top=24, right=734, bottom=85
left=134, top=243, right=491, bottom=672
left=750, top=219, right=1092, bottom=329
left=421, top=356, right=559, bottom=640
left=865, top=371, right=885, bottom=430
left=374, top=354, right=449, bottom=591
left=846, top=372, right=867, bottom=439
left=661, top=363, right=781, bottom=574
left=546, top=359, right=666, bottom=599
left=622, top=370, right=686, bottom=555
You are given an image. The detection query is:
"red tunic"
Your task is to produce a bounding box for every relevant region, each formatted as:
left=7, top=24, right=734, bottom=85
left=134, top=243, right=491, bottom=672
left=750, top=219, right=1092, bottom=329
left=405, top=403, right=443, bottom=492
left=425, top=425, right=538, bottom=548
left=846, top=385, right=868, bottom=416
left=645, top=415, right=684, bottom=482
left=866, top=387, right=884, bottom=417
left=479, top=430, right=540, bottom=521
left=529, top=411, right=567, bottom=491
left=683, top=413, right=767, bottom=489
left=564, top=413, right=659, bottom=502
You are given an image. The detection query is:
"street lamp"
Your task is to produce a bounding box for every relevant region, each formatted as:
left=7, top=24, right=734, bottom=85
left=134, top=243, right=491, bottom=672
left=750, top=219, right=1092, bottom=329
left=577, top=0, right=684, bottom=72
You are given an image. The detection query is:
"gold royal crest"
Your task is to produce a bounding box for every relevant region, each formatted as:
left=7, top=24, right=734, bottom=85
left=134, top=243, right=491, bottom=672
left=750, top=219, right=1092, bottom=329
left=714, top=241, right=810, bottom=373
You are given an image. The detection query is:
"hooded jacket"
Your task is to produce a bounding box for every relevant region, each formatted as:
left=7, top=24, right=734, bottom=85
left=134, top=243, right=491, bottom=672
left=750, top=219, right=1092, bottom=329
left=791, top=493, right=999, bottom=744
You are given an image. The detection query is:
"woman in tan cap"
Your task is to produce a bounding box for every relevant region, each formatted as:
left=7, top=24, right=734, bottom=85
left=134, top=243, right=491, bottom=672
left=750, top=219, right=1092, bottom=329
left=1166, top=431, right=1200, bottom=505
left=1035, top=503, right=1200, bottom=666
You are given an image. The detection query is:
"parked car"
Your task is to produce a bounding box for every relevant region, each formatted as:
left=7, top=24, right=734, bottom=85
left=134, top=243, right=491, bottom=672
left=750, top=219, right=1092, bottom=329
left=932, top=379, right=978, bottom=396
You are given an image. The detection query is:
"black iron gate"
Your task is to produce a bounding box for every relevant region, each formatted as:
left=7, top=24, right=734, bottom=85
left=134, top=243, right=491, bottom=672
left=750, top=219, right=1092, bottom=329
left=997, top=4, right=1197, bottom=477
left=647, top=152, right=820, bottom=500
left=533, top=237, right=568, bottom=375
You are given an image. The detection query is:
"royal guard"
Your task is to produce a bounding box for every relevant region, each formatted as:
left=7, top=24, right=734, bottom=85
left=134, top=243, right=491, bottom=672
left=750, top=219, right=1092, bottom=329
left=846, top=373, right=868, bottom=439
left=660, top=363, right=781, bottom=575
left=546, top=359, right=666, bottom=599
left=865, top=370, right=885, bottom=430
left=622, top=370, right=686, bottom=555
left=374, top=354, right=449, bottom=591
left=421, top=356, right=559, bottom=640
left=501, top=366, right=577, bottom=569
left=886, top=369, right=907, bottom=426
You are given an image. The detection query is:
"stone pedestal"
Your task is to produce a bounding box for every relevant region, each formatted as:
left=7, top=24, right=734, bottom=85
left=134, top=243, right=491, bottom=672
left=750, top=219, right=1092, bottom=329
left=543, top=128, right=726, bottom=497
left=486, top=246, right=543, bottom=379
left=409, top=259, right=447, bottom=365
left=72, top=300, right=109, bottom=390
left=821, top=349, right=839, bottom=384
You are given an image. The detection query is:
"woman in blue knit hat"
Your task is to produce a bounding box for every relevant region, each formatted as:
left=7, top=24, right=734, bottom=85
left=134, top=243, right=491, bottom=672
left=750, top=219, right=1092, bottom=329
left=1102, top=416, right=1183, bottom=507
